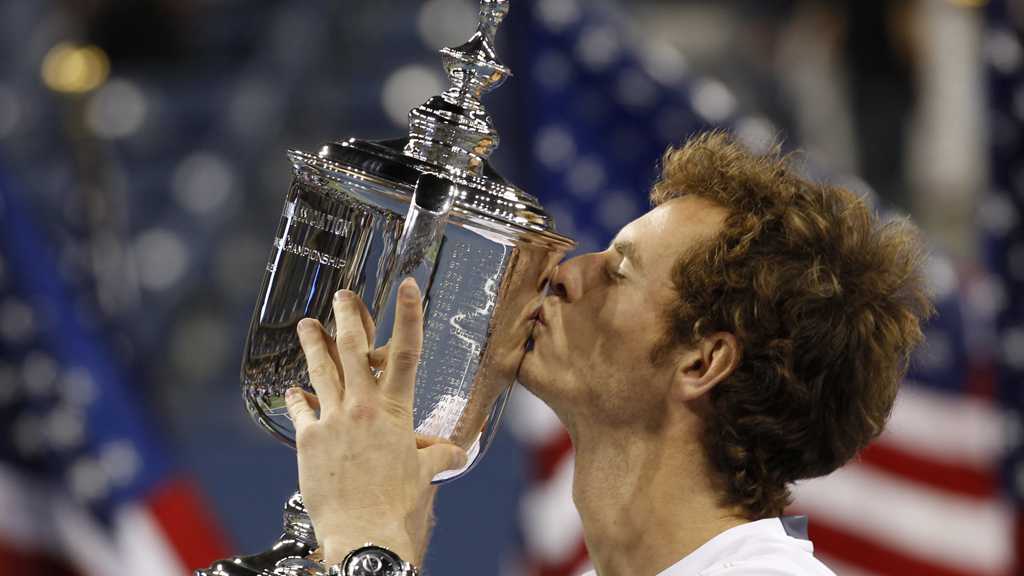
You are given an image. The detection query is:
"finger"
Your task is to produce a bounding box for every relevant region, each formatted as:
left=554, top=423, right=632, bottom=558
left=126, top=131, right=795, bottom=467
left=299, top=388, right=321, bottom=412
left=332, top=290, right=374, bottom=397
left=285, top=387, right=319, bottom=432
left=356, top=295, right=376, bottom=347
left=297, top=318, right=343, bottom=411
left=382, top=278, right=423, bottom=400
left=332, top=290, right=376, bottom=347
left=369, top=341, right=389, bottom=371
left=316, top=322, right=344, bottom=388
left=418, top=443, right=469, bottom=481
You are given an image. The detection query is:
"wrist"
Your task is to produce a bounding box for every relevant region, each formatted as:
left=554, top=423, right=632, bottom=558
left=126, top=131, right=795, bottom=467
left=322, top=535, right=416, bottom=567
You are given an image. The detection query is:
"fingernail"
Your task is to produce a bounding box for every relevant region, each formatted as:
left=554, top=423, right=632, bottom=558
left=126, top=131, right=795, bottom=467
left=297, top=318, right=317, bottom=333
left=335, top=290, right=353, bottom=302
left=399, top=278, right=419, bottom=302
left=452, top=450, right=468, bottom=470
left=285, top=387, right=301, bottom=401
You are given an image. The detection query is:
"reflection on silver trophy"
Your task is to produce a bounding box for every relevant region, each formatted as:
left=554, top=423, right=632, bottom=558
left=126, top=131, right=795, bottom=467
left=197, top=0, right=575, bottom=574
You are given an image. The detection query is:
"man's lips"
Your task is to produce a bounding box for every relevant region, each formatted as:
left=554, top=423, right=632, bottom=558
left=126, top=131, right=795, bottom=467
left=528, top=302, right=547, bottom=327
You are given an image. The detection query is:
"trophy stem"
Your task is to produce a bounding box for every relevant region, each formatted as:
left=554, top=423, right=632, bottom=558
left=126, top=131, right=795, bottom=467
left=195, top=489, right=323, bottom=576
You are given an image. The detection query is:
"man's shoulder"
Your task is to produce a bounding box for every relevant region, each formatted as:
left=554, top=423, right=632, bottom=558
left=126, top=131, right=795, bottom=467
left=663, top=518, right=836, bottom=576
left=697, top=556, right=836, bottom=576
left=581, top=518, right=837, bottom=576
left=685, top=519, right=835, bottom=576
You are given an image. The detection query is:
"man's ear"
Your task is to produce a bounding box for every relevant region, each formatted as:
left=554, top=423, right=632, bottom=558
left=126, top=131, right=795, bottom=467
left=672, top=332, right=740, bottom=402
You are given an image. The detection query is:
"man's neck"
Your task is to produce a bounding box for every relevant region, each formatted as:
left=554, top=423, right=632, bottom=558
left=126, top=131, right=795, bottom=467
left=568, top=420, right=748, bottom=576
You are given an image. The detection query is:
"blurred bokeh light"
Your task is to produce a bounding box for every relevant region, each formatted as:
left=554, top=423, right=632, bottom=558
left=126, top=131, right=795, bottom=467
left=41, top=43, right=110, bottom=94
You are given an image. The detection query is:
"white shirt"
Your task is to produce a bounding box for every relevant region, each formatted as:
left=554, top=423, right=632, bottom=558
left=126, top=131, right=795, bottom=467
left=582, top=517, right=836, bottom=576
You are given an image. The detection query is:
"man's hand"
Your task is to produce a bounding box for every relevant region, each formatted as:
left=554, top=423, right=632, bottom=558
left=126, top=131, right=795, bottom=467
left=285, top=278, right=467, bottom=567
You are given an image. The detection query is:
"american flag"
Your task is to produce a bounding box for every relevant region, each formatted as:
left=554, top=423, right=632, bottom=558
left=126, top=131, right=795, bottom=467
left=0, top=159, right=231, bottom=575
left=503, top=0, right=1015, bottom=575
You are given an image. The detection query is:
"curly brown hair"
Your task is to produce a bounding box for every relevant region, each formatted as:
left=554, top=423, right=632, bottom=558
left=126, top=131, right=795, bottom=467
left=651, top=131, right=933, bottom=520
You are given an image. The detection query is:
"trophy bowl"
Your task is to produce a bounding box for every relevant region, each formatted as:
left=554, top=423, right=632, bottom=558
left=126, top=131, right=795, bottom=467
left=242, top=136, right=571, bottom=480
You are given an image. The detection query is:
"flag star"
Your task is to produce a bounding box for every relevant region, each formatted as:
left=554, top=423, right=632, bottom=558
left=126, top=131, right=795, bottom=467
left=46, top=403, right=86, bottom=451
left=534, top=0, right=582, bottom=33
left=735, top=116, right=777, bottom=154
left=0, top=296, right=36, bottom=344
left=99, top=439, right=142, bottom=487
left=565, top=157, right=606, bottom=199
left=925, top=256, right=958, bottom=302
left=66, top=456, right=110, bottom=503
left=534, top=125, right=578, bottom=171
left=989, top=28, right=1024, bottom=74
left=574, top=25, right=622, bottom=73
left=690, top=78, right=738, bottom=124
left=21, top=350, right=59, bottom=398
left=979, top=192, right=1019, bottom=237
left=60, top=367, right=99, bottom=407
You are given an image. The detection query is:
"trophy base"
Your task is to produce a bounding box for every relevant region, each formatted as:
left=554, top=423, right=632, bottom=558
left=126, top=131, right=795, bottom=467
left=194, top=533, right=323, bottom=576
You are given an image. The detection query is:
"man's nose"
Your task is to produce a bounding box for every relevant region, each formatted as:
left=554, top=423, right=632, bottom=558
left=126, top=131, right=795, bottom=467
left=549, top=253, right=592, bottom=302
left=550, top=263, right=569, bottom=299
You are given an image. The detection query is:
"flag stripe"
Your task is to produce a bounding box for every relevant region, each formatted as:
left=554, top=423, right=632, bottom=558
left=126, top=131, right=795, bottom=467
left=791, top=463, right=1012, bottom=574
left=521, top=452, right=584, bottom=565
left=808, top=519, right=998, bottom=576
left=880, top=382, right=1003, bottom=468
left=0, top=540, right=81, bottom=576
left=147, top=476, right=234, bottom=571
left=114, top=502, right=189, bottom=576
left=534, top=431, right=574, bottom=482
left=857, top=441, right=996, bottom=498
left=535, top=539, right=590, bottom=576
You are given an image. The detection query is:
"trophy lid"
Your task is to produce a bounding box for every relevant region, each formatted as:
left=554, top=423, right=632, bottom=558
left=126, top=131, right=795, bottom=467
left=303, top=137, right=561, bottom=236
left=298, top=0, right=570, bottom=245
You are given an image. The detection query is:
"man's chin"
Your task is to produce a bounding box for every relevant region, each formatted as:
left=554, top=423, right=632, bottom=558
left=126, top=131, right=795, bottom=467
left=517, top=348, right=534, bottom=381
left=516, top=349, right=544, bottom=391
left=517, top=349, right=562, bottom=396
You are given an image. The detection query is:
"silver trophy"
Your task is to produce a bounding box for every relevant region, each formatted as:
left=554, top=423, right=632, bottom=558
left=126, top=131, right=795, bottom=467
left=197, top=1, right=574, bottom=574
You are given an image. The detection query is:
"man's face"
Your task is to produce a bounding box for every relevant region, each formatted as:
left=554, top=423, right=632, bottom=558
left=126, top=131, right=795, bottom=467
left=518, top=196, right=728, bottom=428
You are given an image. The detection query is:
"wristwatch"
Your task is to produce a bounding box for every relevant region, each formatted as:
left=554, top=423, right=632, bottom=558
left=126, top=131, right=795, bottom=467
left=326, top=544, right=419, bottom=576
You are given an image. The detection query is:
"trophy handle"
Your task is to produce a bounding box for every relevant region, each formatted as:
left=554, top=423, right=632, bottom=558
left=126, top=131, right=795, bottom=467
left=370, top=172, right=457, bottom=347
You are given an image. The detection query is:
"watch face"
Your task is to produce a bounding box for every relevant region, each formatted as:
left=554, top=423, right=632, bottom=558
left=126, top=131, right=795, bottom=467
left=344, top=546, right=403, bottom=576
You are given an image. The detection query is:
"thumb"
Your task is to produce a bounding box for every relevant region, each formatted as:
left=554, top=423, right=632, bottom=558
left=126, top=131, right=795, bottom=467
left=285, top=387, right=319, bottom=432
left=419, top=443, right=469, bottom=480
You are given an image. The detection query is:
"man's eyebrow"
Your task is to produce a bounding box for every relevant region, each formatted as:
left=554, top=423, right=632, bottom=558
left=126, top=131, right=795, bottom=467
left=613, top=239, right=644, bottom=271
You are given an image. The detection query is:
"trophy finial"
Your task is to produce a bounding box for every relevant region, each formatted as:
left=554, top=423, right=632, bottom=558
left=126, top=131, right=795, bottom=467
left=481, top=0, right=508, bottom=42
left=404, top=0, right=512, bottom=175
